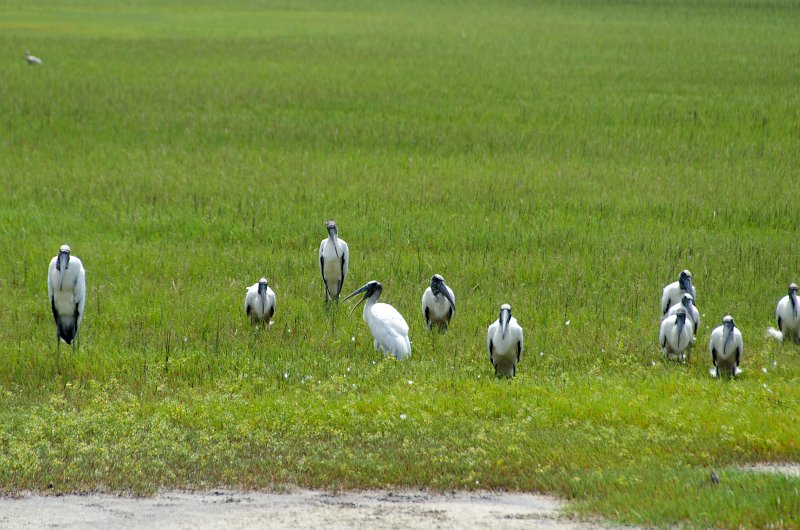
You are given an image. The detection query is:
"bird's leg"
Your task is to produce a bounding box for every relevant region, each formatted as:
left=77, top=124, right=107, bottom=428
left=55, top=334, right=62, bottom=373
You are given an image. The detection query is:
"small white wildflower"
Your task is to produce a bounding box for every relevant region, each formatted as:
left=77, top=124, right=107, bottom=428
left=183, top=337, right=188, bottom=343
left=400, top=414, right=407, bottom=420
left=539, top=351, right=544, bottom=356
left=408, top=380, right=413, bottom=385
left=371, top=360, right=377, bottom=365
left=477, top=374, right=481, bottom=379
left=347, top=367, right=351, bottom=372
left=762, top=367, right=767, bottom=374
left=283, top=372, right=289, bottom=380
left=475, top=480, right=480, bottom=485
left=351, top=336, right=355, bottom=342
left=651, top=361, right=656, bottom=366
left=565, top=320, right=570, bottom=326
left=773, top=360, right=778, bottom=367
left=287, top=328, right=292, bottom=334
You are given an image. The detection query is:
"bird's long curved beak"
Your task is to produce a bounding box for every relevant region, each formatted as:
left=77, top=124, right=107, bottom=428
left=500, top=308, right=511, bottom=337
left=343, top=284, right=369, bottom=316
left=57, top=251, right=69, bottom=289
left=328, top=227, right=339, bottom=260
left=443, top=285, right=455, bottom=313
left=723, top=323, right=733, bottom=348
left=684, top=278, right=693, bottom=294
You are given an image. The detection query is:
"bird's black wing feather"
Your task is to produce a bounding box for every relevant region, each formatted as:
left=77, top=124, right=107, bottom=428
left=50, top=296, right=59, bottom=324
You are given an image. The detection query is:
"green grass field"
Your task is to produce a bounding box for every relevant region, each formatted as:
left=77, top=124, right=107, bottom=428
left=1, top=0, right=799, bottom=527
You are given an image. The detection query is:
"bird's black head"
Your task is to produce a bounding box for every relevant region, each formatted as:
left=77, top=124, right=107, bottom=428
left=430, top=274, right=455, bottom=313
left=258, top=277, right=269, bottom=295
left=57, top=244, right=71, bottom=271
left=325, top=219, right=338, bottom=237
left=682, top=293, right=694, bottom=309
left=499, top=303, right=512, bottom=329
left=343, top=280, right=382, bottom=315
left=789, top=283, right=798, bottom=295
left=679, top=270, right=692, bottom=289
left=722, top=315, right=734, bottom=329
left=675, top=307, right=686, bottom=323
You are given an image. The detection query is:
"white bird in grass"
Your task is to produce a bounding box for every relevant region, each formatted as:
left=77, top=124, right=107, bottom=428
left=709, top=315, right=743, bottom=378
left=766, top=283, right=800, bottom=344
left=486, top=304, right=524, bottom=377
left=343, top=281, right=411, bottom=360
left=421, top=274, right=455, bottom=331
left=319, top=219, right=349, bottom=304
left=47, top=245, right=86, bottom=353
left=666, top=293, right=700, bottom=335
left=244, top=277, right=275, bottom=325
left=24, top=50, right=43, bottom=65
left=659, top=307, right=693, bottom=362
left=661, top=270, right=696, bottom=316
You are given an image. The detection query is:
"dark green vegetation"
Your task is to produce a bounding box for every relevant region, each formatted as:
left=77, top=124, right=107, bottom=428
left=1, top=0, right=799, bottom=527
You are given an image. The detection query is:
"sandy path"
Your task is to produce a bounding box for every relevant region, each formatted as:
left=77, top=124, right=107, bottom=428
left=742, top=463, right=800, bottom=478
left=0, top=489, right=622, bottom=529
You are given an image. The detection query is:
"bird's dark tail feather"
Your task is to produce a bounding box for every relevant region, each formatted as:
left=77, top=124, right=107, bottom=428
left=58, top=322, right=76, bottom=345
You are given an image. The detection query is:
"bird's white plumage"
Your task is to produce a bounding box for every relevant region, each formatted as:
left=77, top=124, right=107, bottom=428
left=362, top=300, right=411, bottom=360
left=319, top=236, right=349, bottom=301
left=666, top=296, right=700, bottom=334
left=661, top=280, right=696, bottom=315
left=47, top=253, right=86, bottom=344
left=244, top=282, right=276, bottom=323
left=659, top=313, right=693, bottom=361
left=487, top=315, right=523, bottom=377
left=421, top=284, right=455, bottom=329
left=709, top=322, right=743, bottom=378
left=768, top=292, right=800, bottom=344
left=25, top=51, right=42, bottom=65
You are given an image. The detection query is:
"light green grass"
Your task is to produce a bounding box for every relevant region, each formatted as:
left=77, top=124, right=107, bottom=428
left=1, top=0, right=799, bottom=527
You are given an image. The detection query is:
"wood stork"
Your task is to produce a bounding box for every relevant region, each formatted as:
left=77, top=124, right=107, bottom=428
left=343, top=281, right=411, bottom=360
left=47, top=245, right=86, bottom=352
left=319, top=219, right=349, bottom=304
left=486, top=304, right=524, bottom=377
left=24, top=51, right=42, bottom=65
left=661, top=270, right=696, bottom=315
left=709, top=315, right=743, bottom=378
left=421, top=274, right=455, bottom=331
left=766, top=283, right=800, bottom=343
left=666, top=293, right=700, bottom=335
left=659, top=307, right=693, bottom=362
left=244, top=277, right=275, bottom=325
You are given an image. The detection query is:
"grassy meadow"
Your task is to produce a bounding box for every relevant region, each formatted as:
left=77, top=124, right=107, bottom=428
left=1, top=0, right=800, bottom=527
